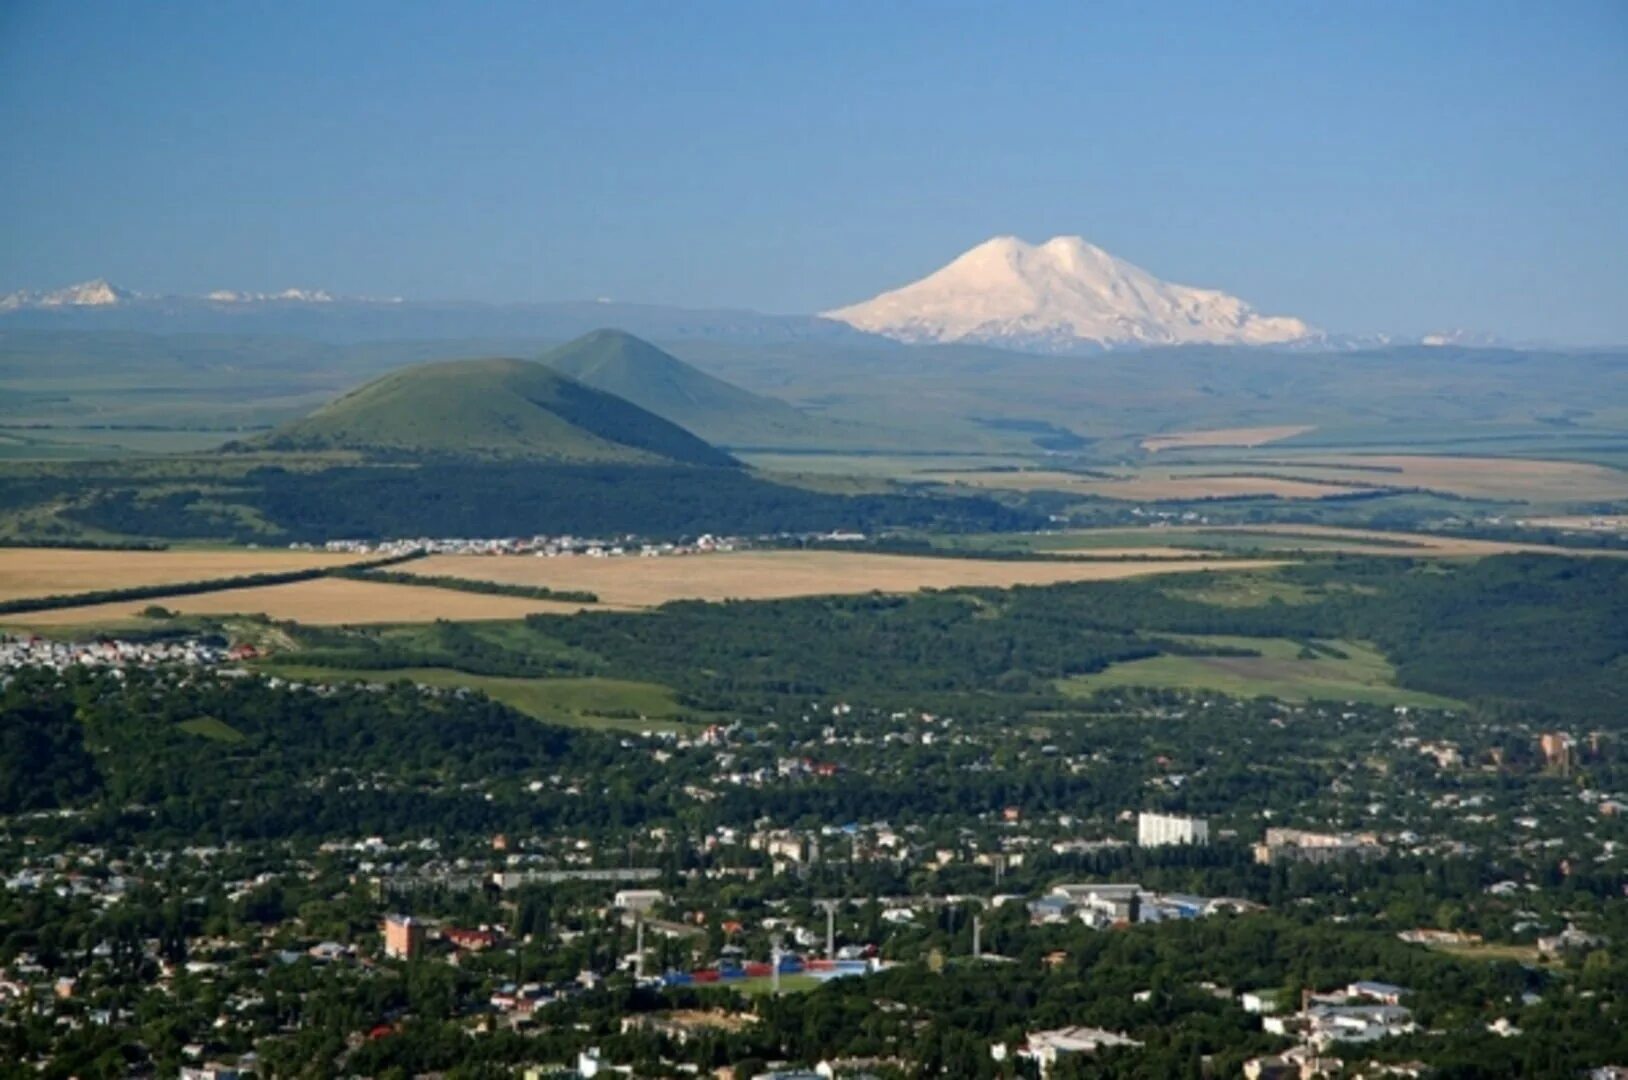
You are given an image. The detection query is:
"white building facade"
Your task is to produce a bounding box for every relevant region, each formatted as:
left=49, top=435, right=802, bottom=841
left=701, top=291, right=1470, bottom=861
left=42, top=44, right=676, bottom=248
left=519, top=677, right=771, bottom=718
left=1137, top=812, right=1209, bottom=848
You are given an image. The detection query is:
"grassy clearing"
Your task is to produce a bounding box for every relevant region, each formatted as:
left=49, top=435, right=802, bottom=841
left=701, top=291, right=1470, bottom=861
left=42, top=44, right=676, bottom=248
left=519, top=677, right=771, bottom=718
left=259, top=664, right=700, bottom=734
left=1428, top=942, right=1545, bottom=965
left=1169, top=574, right=1317, bottom=607
left=177, top=716, right=247, bottom=742
left=1059, top=635, right=1464, bottom=709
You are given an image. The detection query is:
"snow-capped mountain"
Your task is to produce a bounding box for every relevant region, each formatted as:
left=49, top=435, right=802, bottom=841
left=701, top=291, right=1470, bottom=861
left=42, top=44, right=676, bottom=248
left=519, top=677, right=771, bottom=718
left=0, top=280, right=377, bottom=311
left=0, top=279, right=135, bottom=310
left=1421, top=328, right=1505, bottom=348
left=206, top=288, right=340, bottom=304
left=0, top=280, right=872, bottom=345
left=823, top=236, right=1317, bottom=352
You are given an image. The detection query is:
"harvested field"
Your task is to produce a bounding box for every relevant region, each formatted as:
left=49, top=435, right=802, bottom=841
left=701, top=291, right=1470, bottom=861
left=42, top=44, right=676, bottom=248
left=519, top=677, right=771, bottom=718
left=924, top=469, right=1352, bottom=501
left=940, top=454, right=1628, bottom=504
left=1141, top=425, right=1315, bottom=452
left=1035, top=524, right=1621, bottom=558
left=1076, top=474, right=1352, bottom=501
left=0, top=546, right=367, bottom=603
left=3, top=576, right=595, bottom=627
left=400, top=550, right=1285, bottom=609
left=1517, top=514, right=1628, bottom=531
left=1237, top=454, right=1628, bottom=502
left=1180, top=524, right=1618, bottom=557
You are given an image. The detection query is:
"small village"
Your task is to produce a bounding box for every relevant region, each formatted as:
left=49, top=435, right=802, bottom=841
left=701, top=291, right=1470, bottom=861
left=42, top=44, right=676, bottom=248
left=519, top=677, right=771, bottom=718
left=287, top=529, right=867, bottom=561
left=0, top=633, right=247, bottom=673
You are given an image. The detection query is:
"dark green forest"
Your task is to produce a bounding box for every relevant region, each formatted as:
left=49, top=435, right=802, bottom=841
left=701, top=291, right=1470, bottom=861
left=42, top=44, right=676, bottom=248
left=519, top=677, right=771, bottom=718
left=289, top=554, right=1628, bottom=719
left=5, top=461, right=1044, bottom=542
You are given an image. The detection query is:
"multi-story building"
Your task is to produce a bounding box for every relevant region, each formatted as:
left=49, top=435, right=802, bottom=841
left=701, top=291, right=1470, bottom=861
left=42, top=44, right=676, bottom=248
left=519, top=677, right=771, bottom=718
left=1137, top=812, right=1209, bottom=848
left=383, top=914, right=424, bottom=960
left=1253, top=828, right=1383, bottom=865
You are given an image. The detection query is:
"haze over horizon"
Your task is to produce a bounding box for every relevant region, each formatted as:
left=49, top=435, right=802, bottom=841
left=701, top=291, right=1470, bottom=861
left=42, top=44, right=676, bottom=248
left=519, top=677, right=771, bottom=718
left=2, top=1, right=1626, bottom=343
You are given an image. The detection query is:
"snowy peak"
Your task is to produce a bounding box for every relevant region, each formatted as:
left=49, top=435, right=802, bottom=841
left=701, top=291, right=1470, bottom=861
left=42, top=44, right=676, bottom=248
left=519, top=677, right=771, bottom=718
left=823, top=235, right=1317, bottom=352
left=206, top=288, right=337, bottom=304
left=0, top=281, right=399, bottom=312
left=0, top=279, right=134, bottom=310
left=1421, top=328, right=1504, bottom=348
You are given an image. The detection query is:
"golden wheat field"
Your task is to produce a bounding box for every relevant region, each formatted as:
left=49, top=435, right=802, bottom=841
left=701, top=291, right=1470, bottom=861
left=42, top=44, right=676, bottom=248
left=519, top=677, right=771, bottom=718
left=401, top=550, right=1284, bottom=609
left=3, top=576, right=596, bottom=627
left=0, top=546, right=369, bottom=603
left=1140, top=425, right=1315, bottom=452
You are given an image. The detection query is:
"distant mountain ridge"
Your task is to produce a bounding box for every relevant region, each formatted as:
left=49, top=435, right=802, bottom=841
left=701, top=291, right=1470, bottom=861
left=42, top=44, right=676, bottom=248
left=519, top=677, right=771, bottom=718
left=0, top=279, right=134, bottom=310
left=2, top=272, right=1539, bottom=353
left=823, top=236, right=1317, bottom=352
left=0, top=280, right=877, bottom=346
left=539, top=329, right=860, bottom=448
left=255, top=355, right=736, bottom=466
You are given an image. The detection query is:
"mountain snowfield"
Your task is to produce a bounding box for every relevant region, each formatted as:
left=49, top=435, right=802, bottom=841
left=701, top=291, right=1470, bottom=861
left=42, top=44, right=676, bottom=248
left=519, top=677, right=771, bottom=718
left=0, top=280, right=385, bottom=310
left=823, top=235, right=1317, bottom=351
left=0, top=278, right=133, bottom=310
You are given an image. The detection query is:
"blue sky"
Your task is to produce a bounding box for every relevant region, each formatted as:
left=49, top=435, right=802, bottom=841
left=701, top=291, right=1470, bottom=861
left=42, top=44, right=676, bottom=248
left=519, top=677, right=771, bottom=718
left=1, top=1, right=1625, bottom=340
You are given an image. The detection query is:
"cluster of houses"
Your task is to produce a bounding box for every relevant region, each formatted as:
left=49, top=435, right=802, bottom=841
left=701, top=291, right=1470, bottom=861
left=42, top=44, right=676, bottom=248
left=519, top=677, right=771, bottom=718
left=0, top=633, right=248, bottom=673
left=289, top=526, right=876, bottom=561
left=997, top=1026, right=1144, bottom=1076
left=293, top=532, right=755, bottom=560
left=1253, top=827, right=1386, bottom=865
left=995, top=981, right=1420, bottom=1079
left=1252, top=981, right=1415, bottom=1049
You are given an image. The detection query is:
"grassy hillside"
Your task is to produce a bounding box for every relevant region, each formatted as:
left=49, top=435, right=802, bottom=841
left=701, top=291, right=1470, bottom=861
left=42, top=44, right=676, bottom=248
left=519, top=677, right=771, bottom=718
left=254, top=356, right=735, bottom=465
left=540, top=329, right=878, bottom=449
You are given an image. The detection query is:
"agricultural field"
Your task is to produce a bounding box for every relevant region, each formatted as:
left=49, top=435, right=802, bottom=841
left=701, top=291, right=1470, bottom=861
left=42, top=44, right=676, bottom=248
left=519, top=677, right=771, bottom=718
left=917, top=453, right=1628, bottom=506
left=1182, top=523, right=1628, bottom=556
left=257, top=666, right=697, bottom=733
left=0, top=427, right=237, bottom=460
left=1224, top=454, right=1628, bottom=502
left=398, top=550, right=1282, bottom=609
left=738, top=451, right=1040, bottom=478
left=919, top=468, right=1356, bottom=501
left=937, top=524, right=1604, bottom=559
left=0, top=545, right=367, bottom=603
left=1058, top=634, right=1464, bottom=709
left=1034, top=525, right=1601, bottom=558
left=1, top=576, right=594, bottom=627
left=1514, top=514, right=1628, bottom=532
left=1140, top=424, right=1315, bottom=452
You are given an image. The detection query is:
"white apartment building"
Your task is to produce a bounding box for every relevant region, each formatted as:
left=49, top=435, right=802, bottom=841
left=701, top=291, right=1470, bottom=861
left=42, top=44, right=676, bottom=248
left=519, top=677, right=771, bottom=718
left=1137, top=812, right=1209, bottom=848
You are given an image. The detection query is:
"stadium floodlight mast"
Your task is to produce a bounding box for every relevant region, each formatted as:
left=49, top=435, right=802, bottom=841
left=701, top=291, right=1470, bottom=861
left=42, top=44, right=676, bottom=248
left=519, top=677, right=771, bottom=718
left=816, top=899, right=840, bottom=960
